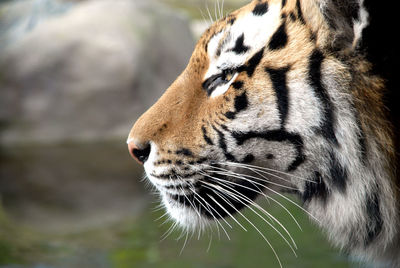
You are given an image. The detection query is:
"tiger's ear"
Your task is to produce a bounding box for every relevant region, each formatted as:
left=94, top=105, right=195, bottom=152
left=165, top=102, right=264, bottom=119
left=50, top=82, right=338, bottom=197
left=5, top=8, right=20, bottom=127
left=317, top=0, right=369, bottom=52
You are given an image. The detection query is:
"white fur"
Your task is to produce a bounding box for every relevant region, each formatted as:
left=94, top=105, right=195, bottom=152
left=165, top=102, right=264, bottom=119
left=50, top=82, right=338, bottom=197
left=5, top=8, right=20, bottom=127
left=352, top=0, right=369, bottom=49
left=205, top=2, right=282, bottom=98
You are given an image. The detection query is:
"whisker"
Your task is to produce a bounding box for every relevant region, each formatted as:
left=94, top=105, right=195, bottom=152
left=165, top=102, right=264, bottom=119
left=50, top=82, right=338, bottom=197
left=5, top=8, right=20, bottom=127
left=213, top=169, right=319, bottom=223
left=262, top=184, right=320, bottom=223
left=179, top=230, right=189, bottom=256
left=201, top=182, right=248, bottom=232
left=198, top=169, right=266, bottom=199
left=198, top=7, right=211, bottom=25
left=177, top=176, right=230, bottom=241
left=266, top=194, right=303, bottom=231
left=155, top=211, right=169, bottom=223
left=208, top=168, right=298, bottom=191
left=205, top=184, right=283, bottom=268
left=201, top=172, right=298, bottom=252
left=159, top=217, right=171, bottom=228
left=221, top=0, right=225, bottom=19
left=203, top=168, right=302, bottom=230
left=216, top=0, right=221, bottom=20
left=160, top=221, right=178, bottom=242
left=199, top=163, right=295, bottom=189
left=205, top=1, right=214, bottom=24
left=189, top=188, right=232, bottom=241
left=177, top=177, right=202, bottom=219
left=214, top=0, right=218, bottom=23
left=197, top=164, right=319, bottom=223
left=152, top=203, right=165, bottom=212
left=207, top=233, right=213, bottom=252
left=208, top=178, right=298, bottom=254
left=222, top=161, right=315, bottom=183
left=193, top=191, right=232, bottom=240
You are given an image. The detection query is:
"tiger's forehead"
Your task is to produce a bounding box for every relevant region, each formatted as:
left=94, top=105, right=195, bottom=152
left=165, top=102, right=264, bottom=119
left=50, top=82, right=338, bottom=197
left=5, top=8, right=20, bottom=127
left=203, top=0, right=284, bottom=78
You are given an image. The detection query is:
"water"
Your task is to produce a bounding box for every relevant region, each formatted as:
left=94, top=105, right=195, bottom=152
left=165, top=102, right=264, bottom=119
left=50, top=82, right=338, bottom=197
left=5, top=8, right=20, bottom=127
left=0, top=142, right=356, bottom=267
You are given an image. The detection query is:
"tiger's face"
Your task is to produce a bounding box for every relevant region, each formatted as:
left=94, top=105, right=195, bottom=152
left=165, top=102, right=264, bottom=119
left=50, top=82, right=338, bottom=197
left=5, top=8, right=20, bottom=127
left=127, top=0, right=366, bottom=230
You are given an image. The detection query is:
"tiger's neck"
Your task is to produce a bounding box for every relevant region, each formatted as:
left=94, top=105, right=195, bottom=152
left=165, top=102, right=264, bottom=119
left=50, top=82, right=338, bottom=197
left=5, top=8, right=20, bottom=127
left=300, top=57, right=399, bottom=265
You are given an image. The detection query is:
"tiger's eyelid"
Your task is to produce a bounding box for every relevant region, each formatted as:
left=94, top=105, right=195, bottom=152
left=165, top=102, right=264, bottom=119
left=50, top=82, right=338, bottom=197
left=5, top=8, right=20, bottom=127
left=202, top=68, right=238, bottom=96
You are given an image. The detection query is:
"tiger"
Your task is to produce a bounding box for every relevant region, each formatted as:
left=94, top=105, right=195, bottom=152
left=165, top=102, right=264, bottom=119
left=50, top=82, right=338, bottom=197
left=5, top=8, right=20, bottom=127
left=127, top=0, right=399, bottom=266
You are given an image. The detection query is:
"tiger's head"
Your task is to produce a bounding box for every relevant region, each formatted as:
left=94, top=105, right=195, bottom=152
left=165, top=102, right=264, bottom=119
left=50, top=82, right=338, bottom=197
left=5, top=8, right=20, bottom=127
left=127, top=0, right=399, bottom=263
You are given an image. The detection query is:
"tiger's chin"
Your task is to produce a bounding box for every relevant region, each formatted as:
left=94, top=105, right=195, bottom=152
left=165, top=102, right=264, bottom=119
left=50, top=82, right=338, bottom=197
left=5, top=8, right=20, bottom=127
left=161, top=192, right=211, bottom=230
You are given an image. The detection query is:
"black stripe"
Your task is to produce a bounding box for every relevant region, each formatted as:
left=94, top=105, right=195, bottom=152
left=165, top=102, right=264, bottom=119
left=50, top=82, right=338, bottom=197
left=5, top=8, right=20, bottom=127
left=227, top=15, right=236, bottom=25
left=265, top=66, right=290, bottom=128
left=151, top=171, right=197, bottom=179
left=252, top=2, right=269, bottom=16
left=175, top=148, right=193, bottom=157
left=288, top=150, right=306, bottom=172
left=229, top=33, right=250, bottom=54
left=224, top=111, right=236, bottom=119
left=212, top=125, right=236, bottom=162
left=202, top=126, right=214, bottom=145
left=232, top=129, right=305, bottom=172
left=232, top=81, right=243, bottom=90
left=268, top=23, right=288, bottom=50
left=365, top=190, right=383, bottom=246
left=296, top=0, right=305, bottom=24
left=328, top=151, right=347, bottom=193
left=289, top=12, right=297, bottom=22
left=242, top=154, right=255, bottom=163
left=234, top=92, right=248, bottom=113
left=238, top=48, right=264, bottom=77
left=281, top=0, right=287, bottom=8
left=302, top=171, right=329, bottom=204
left=223, top=92, right=248, bottom=120
left=309, top=49, right=338, bottom=145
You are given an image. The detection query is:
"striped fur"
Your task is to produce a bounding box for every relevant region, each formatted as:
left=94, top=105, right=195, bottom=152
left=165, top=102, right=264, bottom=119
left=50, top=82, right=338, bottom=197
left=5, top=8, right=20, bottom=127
left=127, top=0, right=399, bottom=266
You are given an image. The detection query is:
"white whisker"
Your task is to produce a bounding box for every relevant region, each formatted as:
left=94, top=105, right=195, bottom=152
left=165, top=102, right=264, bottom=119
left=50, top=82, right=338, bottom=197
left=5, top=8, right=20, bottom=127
left=205, top=1, right=214, bottom=24
left=197, top=164, right=319, bottom=223
left=266, top=194, right=303, bottom=231
left=154, top=211, right=169, bottom=222
left=202, top=167, right=302, bottom=230
left=199, top=163, right=296, bottom=190
left=177, top=177, right=202, bottom=219
left=179, top=230, right=189, bottom=256
left=222, top=161, right=315, bottom=183
left=205, top=183, right=283, bottom=268
left=208, top=168, right=298, bottom=191
left=198, top=7, right=211, bottom=25
left=201, top=182, right=248, bottom=232
left=207, top=233, right=213, bottom=252
left=214, top=0, right=218, bottom=23
left=161, top=221, right=178, bottom=242
left=199, top=173, right=298, bottom=256
left=189, top=186, right=232, bottom=240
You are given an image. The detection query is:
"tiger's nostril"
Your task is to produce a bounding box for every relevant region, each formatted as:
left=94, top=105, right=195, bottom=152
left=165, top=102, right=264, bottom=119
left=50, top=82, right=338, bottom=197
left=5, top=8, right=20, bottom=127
left=128, top=142, right=151, bottom=164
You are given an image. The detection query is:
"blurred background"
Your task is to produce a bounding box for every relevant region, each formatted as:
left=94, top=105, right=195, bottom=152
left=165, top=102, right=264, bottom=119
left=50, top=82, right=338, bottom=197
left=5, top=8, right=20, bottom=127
left=0, top=0, right=360, bottom=267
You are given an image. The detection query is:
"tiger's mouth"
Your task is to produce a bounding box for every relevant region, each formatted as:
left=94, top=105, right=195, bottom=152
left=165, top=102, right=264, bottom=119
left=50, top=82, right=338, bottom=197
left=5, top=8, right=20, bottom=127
left=166, top=172, right=262, bottom=219
left=147, top=162, right=269, bottom=227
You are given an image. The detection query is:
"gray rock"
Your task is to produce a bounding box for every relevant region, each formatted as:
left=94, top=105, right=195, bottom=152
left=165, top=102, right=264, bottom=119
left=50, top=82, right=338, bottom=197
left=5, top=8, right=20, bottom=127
left=0, top=0, right=195, bottom=145
left=0, top=0, right=74, bottom=50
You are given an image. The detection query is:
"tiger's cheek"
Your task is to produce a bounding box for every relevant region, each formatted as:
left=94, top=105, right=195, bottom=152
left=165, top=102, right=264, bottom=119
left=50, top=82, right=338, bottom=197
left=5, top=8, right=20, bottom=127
left=222, top=74, right=282, bottom=134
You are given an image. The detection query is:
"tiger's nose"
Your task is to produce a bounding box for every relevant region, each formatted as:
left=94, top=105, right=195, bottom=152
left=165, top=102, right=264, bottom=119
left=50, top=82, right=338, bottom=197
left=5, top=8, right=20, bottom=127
left=127, top=140, right=151, bottom=164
